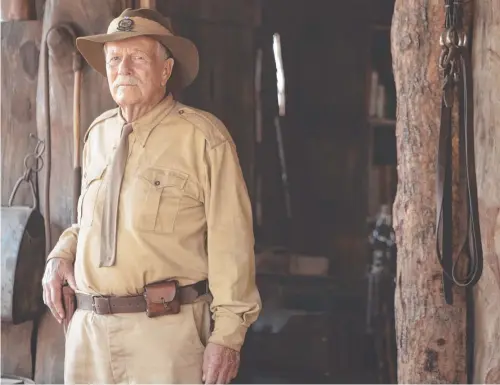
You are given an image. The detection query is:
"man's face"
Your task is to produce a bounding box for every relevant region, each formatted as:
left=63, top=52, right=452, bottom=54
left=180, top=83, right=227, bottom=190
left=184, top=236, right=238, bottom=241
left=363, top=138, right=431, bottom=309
left=104, top=36, right=173, bottom=106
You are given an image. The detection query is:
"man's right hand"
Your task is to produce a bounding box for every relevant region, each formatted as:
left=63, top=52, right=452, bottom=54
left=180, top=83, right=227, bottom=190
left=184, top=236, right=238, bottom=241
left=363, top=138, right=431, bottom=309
left=42, top=258, right=77, bottom=323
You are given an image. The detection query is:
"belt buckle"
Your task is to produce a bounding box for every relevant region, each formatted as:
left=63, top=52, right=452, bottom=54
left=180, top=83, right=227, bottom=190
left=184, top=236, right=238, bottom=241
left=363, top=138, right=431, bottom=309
left=91, top=295, right=112, bottom=315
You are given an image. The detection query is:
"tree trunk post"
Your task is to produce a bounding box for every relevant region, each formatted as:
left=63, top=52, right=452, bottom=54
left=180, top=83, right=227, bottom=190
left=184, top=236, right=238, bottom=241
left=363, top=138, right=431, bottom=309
left=472, top=1, right=500, bottom=383
left=392, top=0, right=468, bottom=382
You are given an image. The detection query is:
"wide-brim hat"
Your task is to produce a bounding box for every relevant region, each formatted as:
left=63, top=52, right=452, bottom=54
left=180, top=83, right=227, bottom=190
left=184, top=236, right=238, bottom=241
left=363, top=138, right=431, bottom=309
left=76, top=8, right=199, bottom=91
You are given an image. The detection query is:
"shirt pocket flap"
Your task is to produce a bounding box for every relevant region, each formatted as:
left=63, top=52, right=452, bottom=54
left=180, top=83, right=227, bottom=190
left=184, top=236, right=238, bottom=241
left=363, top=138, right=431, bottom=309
left=139, top=168, right=188, bottom=190
left=83, top=164, right=107, bottom=187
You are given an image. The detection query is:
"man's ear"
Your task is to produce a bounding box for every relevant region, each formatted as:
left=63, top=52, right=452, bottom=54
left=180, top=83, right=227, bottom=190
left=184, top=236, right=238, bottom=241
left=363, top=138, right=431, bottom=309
left=162, top=57, right=174, bottom=86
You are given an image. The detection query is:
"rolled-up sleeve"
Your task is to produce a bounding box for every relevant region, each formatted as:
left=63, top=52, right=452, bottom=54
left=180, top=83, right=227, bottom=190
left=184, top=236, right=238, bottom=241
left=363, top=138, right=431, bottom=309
left=204, top=139, right=261, bottom=352
left=46, top=225, right=79, bottom=263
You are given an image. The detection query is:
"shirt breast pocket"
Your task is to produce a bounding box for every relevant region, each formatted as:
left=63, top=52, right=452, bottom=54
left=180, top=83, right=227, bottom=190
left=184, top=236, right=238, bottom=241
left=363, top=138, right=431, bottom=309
left=136, top=167, right=188, bottom=233
left=78, top=164, right=107, bottom=227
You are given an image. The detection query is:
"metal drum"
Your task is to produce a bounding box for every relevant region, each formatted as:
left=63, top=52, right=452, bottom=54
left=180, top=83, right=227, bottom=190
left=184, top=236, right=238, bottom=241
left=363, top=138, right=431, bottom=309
left=1, top=205, right=46, bottom=324
left=1, top=374, right=36, bottom=384
left=1, top=138, right=46, bottom=324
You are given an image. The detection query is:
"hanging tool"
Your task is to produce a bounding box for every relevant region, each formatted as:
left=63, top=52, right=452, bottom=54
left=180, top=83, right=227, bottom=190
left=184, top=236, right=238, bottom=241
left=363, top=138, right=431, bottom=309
left=42, top=23, right=83, bottom=255
left=254, top=48, right=263, bottom=227
left=272, top=33, right=292, bottom=220
left=366, top=204, right=397, bottom=383
left=72, top=42, right=83, bottom=224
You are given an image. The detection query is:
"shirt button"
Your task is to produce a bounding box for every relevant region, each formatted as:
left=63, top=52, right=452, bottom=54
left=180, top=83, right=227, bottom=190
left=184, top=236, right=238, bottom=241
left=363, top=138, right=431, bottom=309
left=154, top=180, right=160, bottom=186
left=179, top=109, right=184, bottom=115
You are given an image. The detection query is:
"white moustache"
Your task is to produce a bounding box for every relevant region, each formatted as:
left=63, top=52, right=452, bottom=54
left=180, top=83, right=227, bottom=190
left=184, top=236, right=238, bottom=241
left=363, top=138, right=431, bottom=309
left=114, top=76, right=139, bottom=87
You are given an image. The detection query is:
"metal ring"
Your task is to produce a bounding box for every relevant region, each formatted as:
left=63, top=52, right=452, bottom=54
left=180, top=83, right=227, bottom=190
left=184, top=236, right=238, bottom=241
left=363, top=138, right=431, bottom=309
left=24, top=152, right=44, bottom=173
left=459, top=33, right=468, bottom=48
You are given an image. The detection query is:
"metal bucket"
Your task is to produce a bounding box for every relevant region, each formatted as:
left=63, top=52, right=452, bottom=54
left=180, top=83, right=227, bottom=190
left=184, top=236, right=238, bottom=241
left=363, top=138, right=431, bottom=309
left=1, top=374, right=35, bottom=384
left=1, top=156, right=46, bottom=324
left=1, top=205, right=46, bottom=324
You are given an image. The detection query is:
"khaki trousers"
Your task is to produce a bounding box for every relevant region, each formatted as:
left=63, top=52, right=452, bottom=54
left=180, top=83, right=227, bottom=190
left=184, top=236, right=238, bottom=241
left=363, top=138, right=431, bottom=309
left=64, top=299, right=211, bottom=384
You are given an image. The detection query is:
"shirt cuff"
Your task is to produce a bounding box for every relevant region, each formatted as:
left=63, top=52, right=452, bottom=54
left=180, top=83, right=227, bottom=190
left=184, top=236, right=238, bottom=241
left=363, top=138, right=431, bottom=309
left=208, top=314, right=249, bottom=352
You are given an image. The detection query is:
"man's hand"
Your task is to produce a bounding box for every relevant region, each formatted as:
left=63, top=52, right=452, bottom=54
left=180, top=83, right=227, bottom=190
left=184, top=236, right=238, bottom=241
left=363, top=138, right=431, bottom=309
left=202, top=342, right=240, bottom=384
left=42, top=258, right=77, bottom=323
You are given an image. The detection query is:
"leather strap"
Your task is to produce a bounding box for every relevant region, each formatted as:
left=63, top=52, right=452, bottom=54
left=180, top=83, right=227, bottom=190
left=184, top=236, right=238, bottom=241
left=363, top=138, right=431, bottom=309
left=76, top=280, right=208, bottom=315
left=436, top=2, right=483, bottom=306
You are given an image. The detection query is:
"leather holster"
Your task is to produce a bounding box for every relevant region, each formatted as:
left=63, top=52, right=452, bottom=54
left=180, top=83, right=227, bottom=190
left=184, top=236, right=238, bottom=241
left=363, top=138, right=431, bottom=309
left=143, top=280, right=181, bottom=318
left=61, top=285, right=76, bottom=335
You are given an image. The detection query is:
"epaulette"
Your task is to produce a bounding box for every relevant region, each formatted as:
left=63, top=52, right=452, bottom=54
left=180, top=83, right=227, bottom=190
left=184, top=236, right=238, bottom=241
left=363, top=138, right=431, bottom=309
left=83, top=108, right=119, bottom=143
left=177, top=105, right=232, bottom=149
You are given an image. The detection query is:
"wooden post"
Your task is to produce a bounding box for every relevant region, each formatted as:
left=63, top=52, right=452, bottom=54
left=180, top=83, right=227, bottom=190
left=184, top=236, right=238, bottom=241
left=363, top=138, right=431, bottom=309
left=139, top=0, right=156, bottom=9
left=121, top=0, right=134, bottom=10
left=392, top=0, right=467, bottom=383
left=471, top=1, right=500, bottom=383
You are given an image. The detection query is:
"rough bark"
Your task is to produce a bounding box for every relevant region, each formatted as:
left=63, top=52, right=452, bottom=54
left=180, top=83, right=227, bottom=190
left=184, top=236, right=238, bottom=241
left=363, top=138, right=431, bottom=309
left=472, top=1, right=500, bottom=383
left=392, top=0, right=467, bottom=382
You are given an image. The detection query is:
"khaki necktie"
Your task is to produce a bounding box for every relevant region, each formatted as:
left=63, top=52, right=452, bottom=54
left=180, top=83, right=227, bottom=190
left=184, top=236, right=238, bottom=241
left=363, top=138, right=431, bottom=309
left=100, top=123, right=133, bottom=267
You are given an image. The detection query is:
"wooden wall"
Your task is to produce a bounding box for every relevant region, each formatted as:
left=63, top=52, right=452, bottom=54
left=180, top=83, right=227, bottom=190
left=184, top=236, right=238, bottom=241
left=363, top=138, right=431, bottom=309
left=1, top=19, right=42, bottom=380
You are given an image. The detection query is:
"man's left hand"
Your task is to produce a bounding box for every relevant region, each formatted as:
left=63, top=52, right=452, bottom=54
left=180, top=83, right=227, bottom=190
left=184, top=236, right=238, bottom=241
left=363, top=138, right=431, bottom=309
left=202, top=342, right=240, bottom=384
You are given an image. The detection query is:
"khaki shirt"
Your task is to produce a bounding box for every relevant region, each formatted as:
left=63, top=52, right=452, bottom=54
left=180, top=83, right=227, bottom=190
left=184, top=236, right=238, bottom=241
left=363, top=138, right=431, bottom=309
left=48, top=95, right=261, bottom=351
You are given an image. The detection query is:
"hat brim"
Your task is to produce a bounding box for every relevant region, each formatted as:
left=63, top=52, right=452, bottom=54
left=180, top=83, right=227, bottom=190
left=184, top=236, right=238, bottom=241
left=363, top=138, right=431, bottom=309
left=76, top=32, right=199, bottom=91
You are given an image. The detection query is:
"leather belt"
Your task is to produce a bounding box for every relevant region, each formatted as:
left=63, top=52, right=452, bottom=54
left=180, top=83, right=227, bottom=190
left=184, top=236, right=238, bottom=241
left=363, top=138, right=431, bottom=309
left=76, top=280, right=208, bottom=315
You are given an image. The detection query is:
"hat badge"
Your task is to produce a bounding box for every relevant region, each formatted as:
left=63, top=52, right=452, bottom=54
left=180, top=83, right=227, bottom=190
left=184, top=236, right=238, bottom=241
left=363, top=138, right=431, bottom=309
left=117, top=16, right=134, bottom=32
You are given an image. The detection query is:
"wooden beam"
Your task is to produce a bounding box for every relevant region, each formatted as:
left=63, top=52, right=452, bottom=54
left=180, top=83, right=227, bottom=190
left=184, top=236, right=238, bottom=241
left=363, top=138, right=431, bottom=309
left=392, top=0, right=467, bottom=382
left=1, top=0, right=36, bottom=20
left=139, top=0, right=156, bottom=9
left=121, top=0, right=134, bottom=10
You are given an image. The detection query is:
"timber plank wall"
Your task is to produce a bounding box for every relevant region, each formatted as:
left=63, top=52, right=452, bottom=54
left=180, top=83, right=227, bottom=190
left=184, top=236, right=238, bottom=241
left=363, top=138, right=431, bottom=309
left=1, top=19, right=42, bottom=379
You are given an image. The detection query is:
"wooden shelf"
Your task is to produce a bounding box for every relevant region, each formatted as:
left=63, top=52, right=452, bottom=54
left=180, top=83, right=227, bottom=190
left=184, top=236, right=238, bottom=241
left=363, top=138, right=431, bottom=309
left=256, top=272, right=336, bottom=284
left=368, top=117, right=396, bottom=126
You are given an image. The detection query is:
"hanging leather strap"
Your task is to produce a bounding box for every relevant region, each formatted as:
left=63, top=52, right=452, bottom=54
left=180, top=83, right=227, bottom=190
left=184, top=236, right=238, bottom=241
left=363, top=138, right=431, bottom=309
left=436, top=3, right=482, bottom=383
left=436, top=0, right=483, bottom=306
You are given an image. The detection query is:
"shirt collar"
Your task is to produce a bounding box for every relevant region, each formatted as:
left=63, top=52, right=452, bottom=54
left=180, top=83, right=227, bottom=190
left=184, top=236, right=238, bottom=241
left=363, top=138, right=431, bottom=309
left=117, top=93, right=176, bottom=147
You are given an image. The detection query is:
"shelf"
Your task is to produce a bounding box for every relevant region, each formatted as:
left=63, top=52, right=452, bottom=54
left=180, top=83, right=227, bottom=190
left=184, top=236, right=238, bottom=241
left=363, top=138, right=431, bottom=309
left=368, top=117, right=396, bottom=126
left=256, top=272, right=337, bottom=284
left=372, top=24, right=391, bottom=31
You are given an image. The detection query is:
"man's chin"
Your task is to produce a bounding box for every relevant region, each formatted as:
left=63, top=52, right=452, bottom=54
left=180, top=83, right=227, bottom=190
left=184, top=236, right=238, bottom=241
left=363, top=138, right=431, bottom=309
left=113, top=91, right=142, bottom=106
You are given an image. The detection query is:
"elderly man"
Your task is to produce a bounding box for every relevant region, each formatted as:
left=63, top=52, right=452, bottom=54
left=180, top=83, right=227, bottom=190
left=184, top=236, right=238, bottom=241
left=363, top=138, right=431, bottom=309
left=41, top=8, right=261, bottom=384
